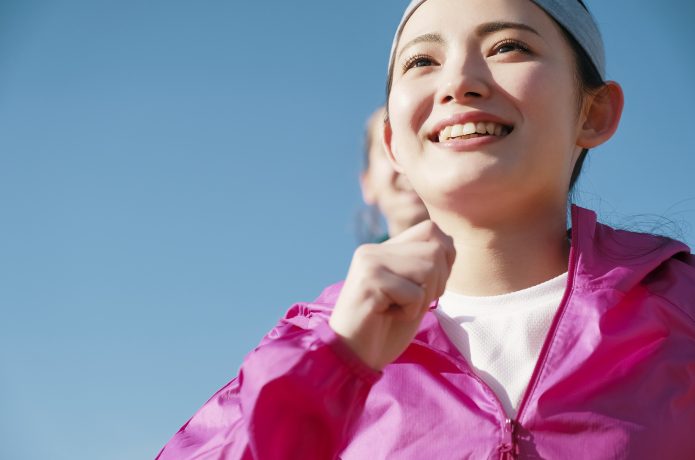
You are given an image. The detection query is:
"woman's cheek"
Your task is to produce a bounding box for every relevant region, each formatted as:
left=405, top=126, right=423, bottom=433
left=496, top=60, right=545, bottom=90
left=519, top=64, right=576, bottom=116
left=392, top=79, right=433, bottom=134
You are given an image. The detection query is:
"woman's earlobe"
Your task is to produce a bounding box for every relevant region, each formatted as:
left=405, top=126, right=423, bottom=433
left=578, top=81, right=624, bottom=149
left=382, top=121, right=406, bottom=173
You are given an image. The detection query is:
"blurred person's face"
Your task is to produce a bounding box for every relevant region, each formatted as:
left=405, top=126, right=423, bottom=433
left=361, top=114, right=429, bottom=237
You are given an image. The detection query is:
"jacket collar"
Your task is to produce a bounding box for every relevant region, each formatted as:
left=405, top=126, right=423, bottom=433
left=312, top=205, right=691, bottom=350
left=414, top=205, right=691, bottom=348
left=569, top=205, right=690, bottom=292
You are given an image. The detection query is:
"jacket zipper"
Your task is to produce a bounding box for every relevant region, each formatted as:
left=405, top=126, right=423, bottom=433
left=509, top=206, right=580, bottom=453
left=417, top=206, right=580, bottom=459
left=415, top=341, right=525, bottom=458
left=498, top=418, right=519, bottom=460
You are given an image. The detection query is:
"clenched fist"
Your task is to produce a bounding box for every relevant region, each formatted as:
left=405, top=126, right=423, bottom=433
left=329, top=220, right=456, bottom=371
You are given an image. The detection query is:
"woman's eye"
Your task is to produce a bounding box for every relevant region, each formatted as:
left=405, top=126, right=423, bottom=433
left=403, top=55, right=435, bottom=72
left=493, top=40, right=530, bottom=55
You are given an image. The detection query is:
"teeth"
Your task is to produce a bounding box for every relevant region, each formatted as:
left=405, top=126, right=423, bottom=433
left=437, top=121, right=511, bottom=142
left=462, top=122, right=477, bottom=135
left=438, top=125, right=453, bottom=143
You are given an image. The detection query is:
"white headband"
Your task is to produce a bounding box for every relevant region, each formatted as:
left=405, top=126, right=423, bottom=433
left=388, top=0, right=606, bottom=83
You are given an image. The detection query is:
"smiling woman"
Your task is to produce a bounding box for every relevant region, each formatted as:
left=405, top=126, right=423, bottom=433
left=157, top=1, right=695, bottom=459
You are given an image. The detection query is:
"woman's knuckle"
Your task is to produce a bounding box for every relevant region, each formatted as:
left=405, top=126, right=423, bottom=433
left=423, top=221, right=437, bottom=236
left=354, top=244, right=374, bottom=259
left=423, top=259, right=436, bottom=274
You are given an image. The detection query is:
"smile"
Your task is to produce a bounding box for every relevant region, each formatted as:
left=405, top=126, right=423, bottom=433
left=435, top=122, right=513, bottom=143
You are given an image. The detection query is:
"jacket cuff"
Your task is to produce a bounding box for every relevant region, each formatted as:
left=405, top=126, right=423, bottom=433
left=314, top=320, right=382, bottom=385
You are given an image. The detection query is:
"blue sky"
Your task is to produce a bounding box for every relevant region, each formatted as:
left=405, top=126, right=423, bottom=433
left=1, top=1, right=693, bottom=458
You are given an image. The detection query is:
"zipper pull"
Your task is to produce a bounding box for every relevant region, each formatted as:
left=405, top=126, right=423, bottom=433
left=498, top=419, right=519, bottom=460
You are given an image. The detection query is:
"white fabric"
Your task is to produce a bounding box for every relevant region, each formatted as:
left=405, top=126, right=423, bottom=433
left=435, top=272, right=567, bottom=418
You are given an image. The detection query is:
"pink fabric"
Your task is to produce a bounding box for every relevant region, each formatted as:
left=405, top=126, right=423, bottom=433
left=157, top=206, right=695, bottom=459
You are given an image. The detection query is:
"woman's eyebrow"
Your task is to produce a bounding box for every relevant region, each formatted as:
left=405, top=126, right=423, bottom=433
left=397, top=21, right=541, bottom=62
left=397, top=33, right=445, bottom=61
left=475, top=21, right=540, bottom=38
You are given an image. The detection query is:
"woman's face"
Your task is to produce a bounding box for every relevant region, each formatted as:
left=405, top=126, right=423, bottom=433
left=361, top=111, right=429, bottom=236
left=386, top=0, right=586, bottom=221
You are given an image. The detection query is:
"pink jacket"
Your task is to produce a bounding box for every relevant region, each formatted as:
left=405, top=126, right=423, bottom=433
left=157, top=206, right=695, bottom=459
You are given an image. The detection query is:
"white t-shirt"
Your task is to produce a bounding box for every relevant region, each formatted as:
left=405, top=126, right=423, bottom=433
left=435, top=272, right=567, bottom=418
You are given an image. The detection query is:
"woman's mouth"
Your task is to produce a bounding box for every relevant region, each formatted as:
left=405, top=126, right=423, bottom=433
left=432, top=121, right=513, bottom=143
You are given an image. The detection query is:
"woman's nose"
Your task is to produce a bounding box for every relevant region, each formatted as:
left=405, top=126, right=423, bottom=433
left=435, top=53, right=491, bottom=105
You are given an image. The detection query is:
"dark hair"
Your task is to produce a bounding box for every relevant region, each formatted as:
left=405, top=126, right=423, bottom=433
left=557, top=24, right=605, bottom=191
left=384, top=6, right=606, bottom=192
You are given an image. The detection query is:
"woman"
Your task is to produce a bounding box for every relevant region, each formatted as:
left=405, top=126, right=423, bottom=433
left=158, top=1, right=695, bottom=458
left=359, top=106, right=429, bottom=241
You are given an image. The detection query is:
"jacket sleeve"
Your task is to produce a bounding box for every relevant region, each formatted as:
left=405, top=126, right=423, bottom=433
left=156, top=302, right=381, bottom=460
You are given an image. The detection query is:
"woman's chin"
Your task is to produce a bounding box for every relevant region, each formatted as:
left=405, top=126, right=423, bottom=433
left=421, top=170, right=506, bottom=199
left=423, top=181, right=519, bottom=219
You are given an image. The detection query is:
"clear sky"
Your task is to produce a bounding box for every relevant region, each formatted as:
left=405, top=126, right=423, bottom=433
left=1, top=1, right=693, bottom=458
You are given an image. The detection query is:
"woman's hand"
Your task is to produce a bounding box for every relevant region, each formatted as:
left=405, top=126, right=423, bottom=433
left=329, top=220, right=456, bottom=371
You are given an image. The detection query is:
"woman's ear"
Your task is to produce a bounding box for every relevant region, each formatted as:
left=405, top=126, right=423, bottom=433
left=577, top=81, right=624, bottom=149
left=382, top=119, right=406, bottom=174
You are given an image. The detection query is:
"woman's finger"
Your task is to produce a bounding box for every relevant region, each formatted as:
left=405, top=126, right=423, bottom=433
left=383, top=219, right=439, bottom=245
left=376, top=268, right=426, bottom=321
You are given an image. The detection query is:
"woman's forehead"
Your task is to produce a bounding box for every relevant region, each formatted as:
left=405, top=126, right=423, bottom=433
left=397, top=0, right=552, bottom=48
left=390, top=0, right=606, bottom=79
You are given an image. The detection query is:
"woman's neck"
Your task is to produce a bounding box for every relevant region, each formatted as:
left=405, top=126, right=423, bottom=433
left=434, top=204, right=570, bottom=296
